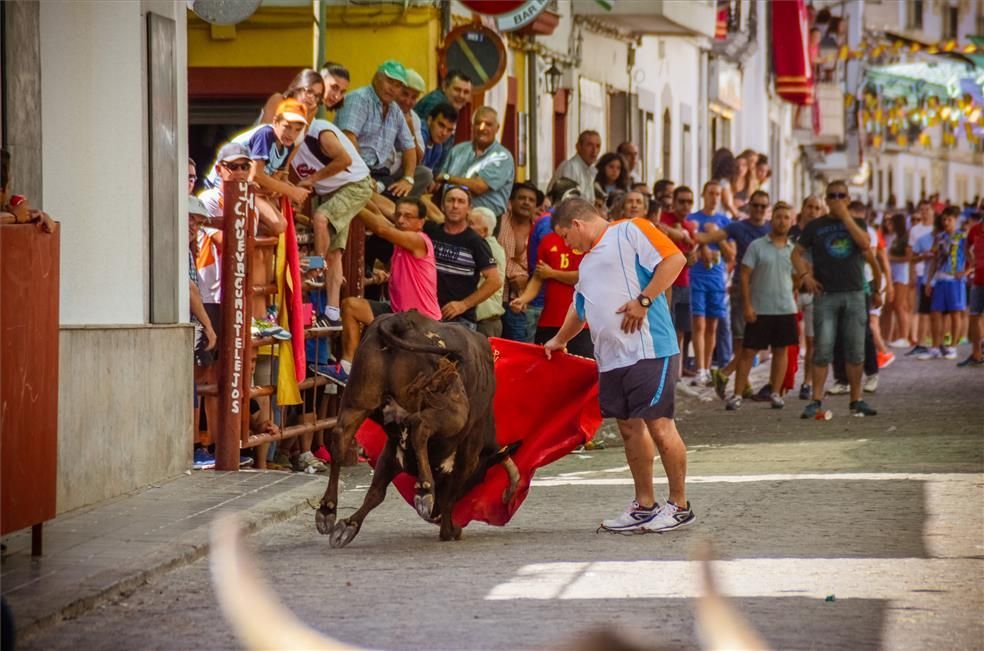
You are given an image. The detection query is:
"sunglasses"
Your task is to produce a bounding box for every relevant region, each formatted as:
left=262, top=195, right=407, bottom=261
left=222, top=162, right=251, bottom=171
left=676, top=198, right=694, bottom=204
left=751, top=202, right=769, bottom=209
left=827, top=192, right=848, bottom=200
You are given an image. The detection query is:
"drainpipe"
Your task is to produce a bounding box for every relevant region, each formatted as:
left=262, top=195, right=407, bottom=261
left=315, top=0, right=327, bottom=69
left=527, top=48, right=539, bottom=185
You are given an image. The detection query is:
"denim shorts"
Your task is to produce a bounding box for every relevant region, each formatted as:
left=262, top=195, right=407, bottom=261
left=812, top=290, right=867, bottom=366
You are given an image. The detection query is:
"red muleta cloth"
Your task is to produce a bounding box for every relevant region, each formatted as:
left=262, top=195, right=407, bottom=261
left=356, top=338, right=602, bottom=527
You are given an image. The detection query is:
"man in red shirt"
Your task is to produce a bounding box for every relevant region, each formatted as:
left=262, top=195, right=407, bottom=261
left=656, top=186, right=698, bottom=356
left=960, top=211, right=984, bottom=366
left=509, top=220, right=593, bottom=358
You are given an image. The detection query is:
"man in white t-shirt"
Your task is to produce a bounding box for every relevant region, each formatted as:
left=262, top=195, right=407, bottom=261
left=290, top=118, right=373, bottom=328
left=543, top=198, right=694, bottom=535
left=907, top=199, right=935, bottom=353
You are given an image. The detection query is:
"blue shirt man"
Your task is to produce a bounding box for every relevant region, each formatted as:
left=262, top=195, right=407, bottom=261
left=438, top=107, right=515, bottom=218
left=335, top=61, right=416, bottom=171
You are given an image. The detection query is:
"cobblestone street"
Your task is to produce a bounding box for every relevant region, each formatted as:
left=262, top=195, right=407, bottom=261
left=11, top=349, right=983, bottom=650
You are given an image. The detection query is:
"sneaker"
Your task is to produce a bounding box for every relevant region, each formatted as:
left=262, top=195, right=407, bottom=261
left=741, top=384, right=754, bottom=400
left=942, top=347, right=958, bottom=360
left=314, top=313, right=342, bottom=330
left=956, top=355, right=984, bottom=367
left=798, top=384, right=812, bottom=400
left=599, top=500, right=660, bottom=533
left=711, top=369, right=729, bottom=400
left=906, top=345, right=929, bottom=356
left=876, top=351, right=895, bottom=369
left=863, top=374, right=879, bottom=393
left=239, top=455, right=254, bottom=468
left=770, top=393, right=785, bottom=409
left=801, top=400, right=823, bottom=419
left=917, top=348, right=942, bottom=361
left=193, top=447, right=215, bottom=470
left=888, top=338, right=911, bottom=349
left=849, top=400, right=877, bottom=417
left=642, top=501, right=695, bottom=533
left=690, top=370, right=712, bottom=387
left=313, top=445, right=332, bottom=463
left=295, top=451, right=328, bottom=474
left=725, top=395, right=742, bottom=411
left=583, top=439, right=606, bottom=451
left=312, top=362, right=349, bottom=386
left=750, top=383, right=773, bottom=402
left=826, top=381, right=850, bottom=395
left=252, top=317, right=291, bottom=341
left=675, top=380, right=702, bottom=397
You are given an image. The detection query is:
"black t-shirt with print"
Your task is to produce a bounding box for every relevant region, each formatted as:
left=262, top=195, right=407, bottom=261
left=424, top=221, right=497, bottom=323
left=797, top=215, right=867, bottom=293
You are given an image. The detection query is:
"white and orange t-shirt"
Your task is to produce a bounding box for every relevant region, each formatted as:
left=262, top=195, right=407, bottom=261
left=574, top=218, right=682, bottom=372
left=195, top=227, right=223, bottom=304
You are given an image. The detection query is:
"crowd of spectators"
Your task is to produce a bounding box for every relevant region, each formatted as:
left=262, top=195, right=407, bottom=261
left=186, top=58, right=984, bottom=470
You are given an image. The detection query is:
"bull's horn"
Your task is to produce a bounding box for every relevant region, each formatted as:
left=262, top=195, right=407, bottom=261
left=501, top=456, right=521, bottom=503
left=694, top=543, right=771, bottom=651
left=210, top=515, right=377, bottom=651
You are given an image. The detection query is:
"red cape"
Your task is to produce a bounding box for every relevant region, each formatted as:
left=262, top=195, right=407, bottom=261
left=356, top=338, right=602, bottom=527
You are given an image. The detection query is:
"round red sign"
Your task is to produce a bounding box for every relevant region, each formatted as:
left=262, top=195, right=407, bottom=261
left=458, top=0, right=526, bottom=15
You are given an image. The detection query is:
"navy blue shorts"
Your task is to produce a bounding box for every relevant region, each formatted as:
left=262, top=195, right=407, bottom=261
left=599, top=355, right=679, bottom=421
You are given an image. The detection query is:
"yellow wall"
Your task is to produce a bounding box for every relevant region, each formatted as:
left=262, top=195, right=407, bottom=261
left=511, top=47, right=527, bottom=181
left=187, top=7, right=314, bottom=68
left=323, top=5, right=440, bottom=88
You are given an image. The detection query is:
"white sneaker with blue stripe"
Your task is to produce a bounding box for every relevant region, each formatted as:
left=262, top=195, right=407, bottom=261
left=599, top=500, right=660, bottom=533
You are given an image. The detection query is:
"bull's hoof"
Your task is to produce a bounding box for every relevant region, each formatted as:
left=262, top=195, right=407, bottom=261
left=439, top=524, right=462, bottom=541
left=315, top=506, right=336, bottom=535
left=413, top=493, right=435, bottom=521
left=329, top=520, right=360, bottom=548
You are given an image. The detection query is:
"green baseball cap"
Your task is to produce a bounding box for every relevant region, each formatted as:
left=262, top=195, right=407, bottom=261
left=405, top=69, right=426, bottom=93
left=378, top=60, right=407, bottom=84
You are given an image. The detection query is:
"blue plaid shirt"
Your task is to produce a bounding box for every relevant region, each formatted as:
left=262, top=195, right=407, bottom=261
left=335, top=85, right=415, bottom=169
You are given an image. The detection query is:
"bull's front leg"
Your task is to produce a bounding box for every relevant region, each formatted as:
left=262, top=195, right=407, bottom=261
left=407, top=414, right=439, bottom=522
left=329, top=438, right=401, bottom=548
left=316, top=406, right=372, bottom=537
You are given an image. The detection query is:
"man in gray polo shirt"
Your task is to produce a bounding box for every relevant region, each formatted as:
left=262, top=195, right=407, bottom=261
left=727, top=201, right=799, bottom=411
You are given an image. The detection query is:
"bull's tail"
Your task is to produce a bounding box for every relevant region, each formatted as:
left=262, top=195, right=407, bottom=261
left=460, top=441, right=522, bottom=499
left=376, top=313, right=465, bottom=360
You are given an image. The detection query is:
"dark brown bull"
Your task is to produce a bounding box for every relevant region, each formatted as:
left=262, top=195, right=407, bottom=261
left=316, top=310, right=519, bottom=547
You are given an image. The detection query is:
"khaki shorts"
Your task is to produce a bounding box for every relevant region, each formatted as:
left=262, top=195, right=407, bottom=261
left=315, top=176, right=373, bottom=251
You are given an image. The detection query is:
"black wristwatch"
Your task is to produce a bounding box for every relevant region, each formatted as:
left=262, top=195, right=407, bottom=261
left=637, top=294, right=653, bottom=308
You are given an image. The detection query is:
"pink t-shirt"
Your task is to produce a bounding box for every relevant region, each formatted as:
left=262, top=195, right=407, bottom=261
left=388, top=232, right=442, bottom=320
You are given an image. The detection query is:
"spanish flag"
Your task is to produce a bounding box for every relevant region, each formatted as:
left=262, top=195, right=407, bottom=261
left=274, top=199, right=306, bottom=406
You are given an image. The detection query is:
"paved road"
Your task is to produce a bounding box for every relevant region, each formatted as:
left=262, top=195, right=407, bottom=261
left=18, top=351, right=984, bottom=650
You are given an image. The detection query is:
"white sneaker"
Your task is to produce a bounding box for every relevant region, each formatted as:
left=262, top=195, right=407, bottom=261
left=943, top=347, right=958, bottom=360
left=642, top=501, right=696, bottom=533
left=599, top=500, right=659, bottom=533
left=888, top=338, right=911, bottom=349
left=676, top=381, right=702, bottom=397
left=917, top=348, right=942, bottom=361
left=826, top=381, right=850, bottom=395
left=770, top=393, right=785, bottom=409
left=863, top=375, right=879, bottom=393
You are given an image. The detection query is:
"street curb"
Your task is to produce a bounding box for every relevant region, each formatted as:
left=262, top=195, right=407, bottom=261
left=14, top=475, right=332, bottom=642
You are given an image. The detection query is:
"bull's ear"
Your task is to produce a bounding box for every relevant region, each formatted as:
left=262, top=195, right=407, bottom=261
left=210, top=516, right=374, bottom=651
left=694, top=543, right=771, bottom=651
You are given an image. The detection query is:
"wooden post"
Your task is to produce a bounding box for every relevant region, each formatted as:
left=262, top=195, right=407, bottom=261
left=216, top=181, right=253, bottom=471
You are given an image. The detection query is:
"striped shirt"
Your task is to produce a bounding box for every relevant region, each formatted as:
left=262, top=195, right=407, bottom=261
left=574, top=218, right=681, bottom=372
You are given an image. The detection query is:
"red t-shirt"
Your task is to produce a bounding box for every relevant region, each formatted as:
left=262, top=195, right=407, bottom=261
left=537, top=232, right=585, bottom=328
left=659, top=213, right=696, bottom=287
left=968, top=222, right=984, bottom=286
